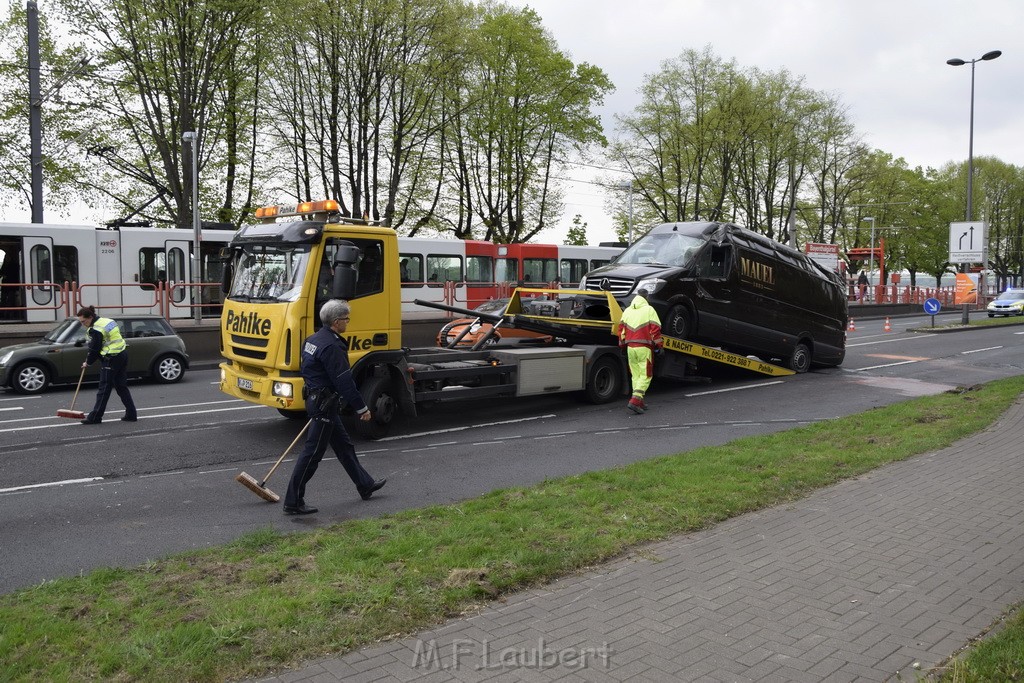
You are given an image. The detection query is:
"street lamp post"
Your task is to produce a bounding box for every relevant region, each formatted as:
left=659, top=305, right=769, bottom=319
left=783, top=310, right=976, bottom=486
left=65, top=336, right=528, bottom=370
left=946, top=49, right=1000, bottom=323
left=862, top=216, right=876, bottom=298
left=182, top=131, right=202, bottom=324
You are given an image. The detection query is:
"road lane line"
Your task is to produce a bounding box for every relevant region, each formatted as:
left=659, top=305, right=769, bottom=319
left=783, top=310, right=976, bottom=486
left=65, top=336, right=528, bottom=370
left=0, top=407, right=23, bottom=412
left=847, top=336, right=933, bottom=347
left=0, top=396, right=39, bottom=402
left=0, top=405, right=266, bottom=433
left=0, top=477, right=104, bottom=494
left=961, top=346, right=1003, bottom=354
left=685, top=380, right=784, bottom=397
left=847, top=360, right=921, bottom=371
left=378, top=414, right=557, bottom=441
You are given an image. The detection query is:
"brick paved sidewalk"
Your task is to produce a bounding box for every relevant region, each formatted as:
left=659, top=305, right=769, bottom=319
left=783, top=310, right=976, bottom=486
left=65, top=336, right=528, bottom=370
left=253, top=400, right=1024, bottom=682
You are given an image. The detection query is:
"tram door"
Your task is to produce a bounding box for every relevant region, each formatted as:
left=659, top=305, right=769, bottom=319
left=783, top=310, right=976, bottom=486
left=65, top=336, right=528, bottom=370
left=23, top=236, right=57, bottom=322
left=164, top=240, right=191, bottom=318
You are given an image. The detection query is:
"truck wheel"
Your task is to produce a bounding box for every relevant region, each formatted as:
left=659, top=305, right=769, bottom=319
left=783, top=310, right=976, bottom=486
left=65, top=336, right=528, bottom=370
left=788, top=343, right=811, bottom=374
left=665, top=305, right=691, bottom=339
left=277, top=408, right=306, bottom=419
left=584, top=356, right=623, bottom=404
left=355, top=375, right=398, bottom=440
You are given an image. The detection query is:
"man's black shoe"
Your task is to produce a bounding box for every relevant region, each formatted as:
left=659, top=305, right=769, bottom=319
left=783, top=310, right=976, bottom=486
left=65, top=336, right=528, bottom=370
left=360, top=479, right=386, bottom=500
left=283, top=504, right=318, bottom=515
left=80, top=418, right=101, bottom=425
left=121, top=416, right=138, bottom=422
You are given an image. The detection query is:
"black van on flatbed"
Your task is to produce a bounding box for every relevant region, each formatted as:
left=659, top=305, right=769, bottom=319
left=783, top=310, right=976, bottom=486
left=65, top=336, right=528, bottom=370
left=577, top=222, right=848, bottom=372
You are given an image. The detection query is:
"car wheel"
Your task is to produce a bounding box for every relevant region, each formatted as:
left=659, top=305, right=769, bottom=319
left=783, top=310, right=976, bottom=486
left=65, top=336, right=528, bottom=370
left=151, top=354, right=185, bottom=383
left=788, top=343, right=812, bottom=374
left=665, top=305, right=691, bottom=339
left=13, top=361, right=50, bottom=394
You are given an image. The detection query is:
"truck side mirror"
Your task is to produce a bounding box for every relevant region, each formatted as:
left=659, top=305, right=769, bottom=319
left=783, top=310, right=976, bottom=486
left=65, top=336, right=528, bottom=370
left=331, top=243, right=360, bottom=300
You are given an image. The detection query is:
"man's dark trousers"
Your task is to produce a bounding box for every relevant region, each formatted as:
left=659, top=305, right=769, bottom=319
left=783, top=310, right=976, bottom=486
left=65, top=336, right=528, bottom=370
left=284, top=410, right=375, bottom=507
left=87, top=352, right=137, bottom=421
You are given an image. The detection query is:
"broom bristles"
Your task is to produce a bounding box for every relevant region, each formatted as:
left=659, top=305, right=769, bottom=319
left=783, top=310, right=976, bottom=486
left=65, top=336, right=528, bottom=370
left=235, top=471, right=280, bottom=502
left=56, top=409, right=86, bottom=419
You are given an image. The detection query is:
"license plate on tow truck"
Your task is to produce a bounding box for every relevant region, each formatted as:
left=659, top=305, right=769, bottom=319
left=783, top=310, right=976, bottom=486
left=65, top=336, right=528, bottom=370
left=237, top=378, right=253, bottom=391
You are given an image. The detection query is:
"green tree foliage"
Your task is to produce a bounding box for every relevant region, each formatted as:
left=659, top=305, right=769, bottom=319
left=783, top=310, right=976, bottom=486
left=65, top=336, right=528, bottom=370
left=441, top=4, right=611, bottom=243
left=563, top=213, right=587, bottom=245
left=49, top=0, right=265, bottom=228
left=0, top=0, right=90, bottom=216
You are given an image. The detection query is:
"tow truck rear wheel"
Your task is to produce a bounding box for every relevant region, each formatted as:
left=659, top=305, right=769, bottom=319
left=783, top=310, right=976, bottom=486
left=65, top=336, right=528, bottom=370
left=583, top=355, right=623, bottom=404
left=355, top=374, right=398, bottom=440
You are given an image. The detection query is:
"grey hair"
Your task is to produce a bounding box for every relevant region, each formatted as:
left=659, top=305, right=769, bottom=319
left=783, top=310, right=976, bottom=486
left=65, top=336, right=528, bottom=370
left=320, top=299, right=351, bottom=326
left=636, top=288, right=650, bottom=298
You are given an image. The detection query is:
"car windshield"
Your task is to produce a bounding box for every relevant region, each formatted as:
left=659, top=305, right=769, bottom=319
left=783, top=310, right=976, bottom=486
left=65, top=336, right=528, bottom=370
left=999, top=291, right=1024, bottom=301
left=42, top=319, right=87, bottom=344
left=615, top=232, right=704, bottom=267
left=229, top=244, right=313, bottom=302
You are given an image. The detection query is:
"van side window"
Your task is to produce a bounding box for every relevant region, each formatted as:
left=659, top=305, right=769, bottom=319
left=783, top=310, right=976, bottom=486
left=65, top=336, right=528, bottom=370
left=707, top=246, right=730, bottom=279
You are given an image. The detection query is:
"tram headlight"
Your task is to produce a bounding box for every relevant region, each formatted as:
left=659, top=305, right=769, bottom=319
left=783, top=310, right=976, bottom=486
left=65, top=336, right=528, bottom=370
left=272, top=382, right=294, bottom=399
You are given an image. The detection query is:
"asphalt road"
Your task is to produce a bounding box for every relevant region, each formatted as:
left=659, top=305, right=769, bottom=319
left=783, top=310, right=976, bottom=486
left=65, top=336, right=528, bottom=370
left=2, top=312, right=1023, bottom=594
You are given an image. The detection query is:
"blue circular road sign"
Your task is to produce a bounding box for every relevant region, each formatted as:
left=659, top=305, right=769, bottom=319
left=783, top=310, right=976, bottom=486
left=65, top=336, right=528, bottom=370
left=923, top=298, right=942, bottom=315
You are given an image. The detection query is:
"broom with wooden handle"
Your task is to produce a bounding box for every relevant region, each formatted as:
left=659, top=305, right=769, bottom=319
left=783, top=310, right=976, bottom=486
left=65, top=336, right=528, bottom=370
left=56, top=365, right=88, bottom=419
left=235, top=419, right=312, bottom=502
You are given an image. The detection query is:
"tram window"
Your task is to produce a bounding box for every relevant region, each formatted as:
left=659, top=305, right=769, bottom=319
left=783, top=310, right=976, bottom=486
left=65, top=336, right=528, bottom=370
left=466, top=255, right=493, bottom=285
left=560, top=258, right=588, bottom=286
left=524, top=258, right=556, bottom=284
left=168, top=247, right=187, bottom=302
left=425, top=255, right=462, bottom=287
left=496, top=258, right=518, bottom=283
left=139, top=248, right=166, bottom=289
left=30, top=245, right=53, bottom=305
left=399, top=253, right=422, bottom=286
left=54, top=246, right=78, bottom=286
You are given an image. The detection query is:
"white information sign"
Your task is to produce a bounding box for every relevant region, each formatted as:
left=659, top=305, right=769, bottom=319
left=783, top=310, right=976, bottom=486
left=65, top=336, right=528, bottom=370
left=949, top=221, right=986, bottom=263
left=804, top=242, right=840, bottom=272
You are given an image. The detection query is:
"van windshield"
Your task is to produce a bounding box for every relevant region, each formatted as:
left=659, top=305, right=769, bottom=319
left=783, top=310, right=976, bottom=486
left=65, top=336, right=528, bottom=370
left=616, top=232, right=704, bottom=267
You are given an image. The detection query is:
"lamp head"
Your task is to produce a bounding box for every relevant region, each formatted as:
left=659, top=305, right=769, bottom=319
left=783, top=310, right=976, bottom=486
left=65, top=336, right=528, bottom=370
left=946, top=58, right=966, bottom=66
left=862, top=216, right=875, bottom=222
left=982, top=50, right=1002, bottom=61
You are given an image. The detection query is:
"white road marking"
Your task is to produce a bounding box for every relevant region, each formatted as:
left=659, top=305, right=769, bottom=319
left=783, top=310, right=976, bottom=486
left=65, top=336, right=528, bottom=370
left=0, top=477, right=104, bottom=494
left=685, top=381, right=784, bottom=396
left=961, top=346, right=1003, bottom=354
left=0, top=405, right=265, bottom=433
left=0, top=396, right=39, bottom=402
left=0, top=407, right=23, bottom=412
left=847, top=360, right=921, bottom=371
left=377, top=414, right=556, bottom=441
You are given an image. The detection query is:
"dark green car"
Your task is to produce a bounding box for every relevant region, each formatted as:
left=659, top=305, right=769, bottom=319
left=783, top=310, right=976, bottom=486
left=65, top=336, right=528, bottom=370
left=0, top=315, right=189, bottom=394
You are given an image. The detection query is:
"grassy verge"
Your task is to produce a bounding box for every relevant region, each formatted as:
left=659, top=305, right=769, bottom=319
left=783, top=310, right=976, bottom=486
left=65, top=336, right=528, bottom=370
left=936, top=604, right=1024, bottom=681
left=3, top=376, right=1024, bottom=681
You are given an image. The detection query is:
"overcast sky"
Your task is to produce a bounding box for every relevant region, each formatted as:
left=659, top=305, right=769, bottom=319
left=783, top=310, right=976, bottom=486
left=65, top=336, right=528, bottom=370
left=514, top=0, right=1021, bottom=243
left=7, top=0, right=1019, bottom=245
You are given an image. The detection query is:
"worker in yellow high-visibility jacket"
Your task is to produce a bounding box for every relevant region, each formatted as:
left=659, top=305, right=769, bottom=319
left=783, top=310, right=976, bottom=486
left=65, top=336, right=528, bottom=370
left=618, top=289, right=663, bottom=414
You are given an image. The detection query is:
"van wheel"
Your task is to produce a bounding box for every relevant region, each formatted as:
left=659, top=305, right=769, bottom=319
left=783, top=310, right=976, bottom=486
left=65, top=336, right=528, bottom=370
left=584, top=355, right=623, bottom=404
left=665, top=305, right=691, bottom=339
left=355, top=375, right=398, bottom=440
left=788, top=343, right=811, bottom=374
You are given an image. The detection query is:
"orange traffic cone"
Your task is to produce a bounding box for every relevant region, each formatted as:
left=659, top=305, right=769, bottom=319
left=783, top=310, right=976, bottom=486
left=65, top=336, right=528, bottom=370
left=847, top=318, right=856, bottom=332
left=883, top=317, right=892, bottom=332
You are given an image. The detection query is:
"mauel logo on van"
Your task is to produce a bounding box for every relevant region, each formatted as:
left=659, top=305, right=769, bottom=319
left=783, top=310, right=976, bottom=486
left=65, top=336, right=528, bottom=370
left=739, top=257, right=775, bottom=290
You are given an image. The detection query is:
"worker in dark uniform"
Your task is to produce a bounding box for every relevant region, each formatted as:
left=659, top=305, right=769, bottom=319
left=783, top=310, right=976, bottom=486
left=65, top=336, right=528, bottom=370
left=77, top=305, right=138, bottom=424
left=283, top=299, right=385, bottom=515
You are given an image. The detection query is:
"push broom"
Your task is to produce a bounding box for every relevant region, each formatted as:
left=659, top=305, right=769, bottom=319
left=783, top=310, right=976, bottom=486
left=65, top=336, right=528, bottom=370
left=56, top=366, right=88, bottom=420
left=235, top=419, right=312, bottom=502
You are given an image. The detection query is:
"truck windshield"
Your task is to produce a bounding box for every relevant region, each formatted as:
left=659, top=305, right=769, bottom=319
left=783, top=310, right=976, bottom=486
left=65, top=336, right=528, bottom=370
left=229, top=244, right=312, bottom=302
left=616, top=232, right=704, bottom=267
